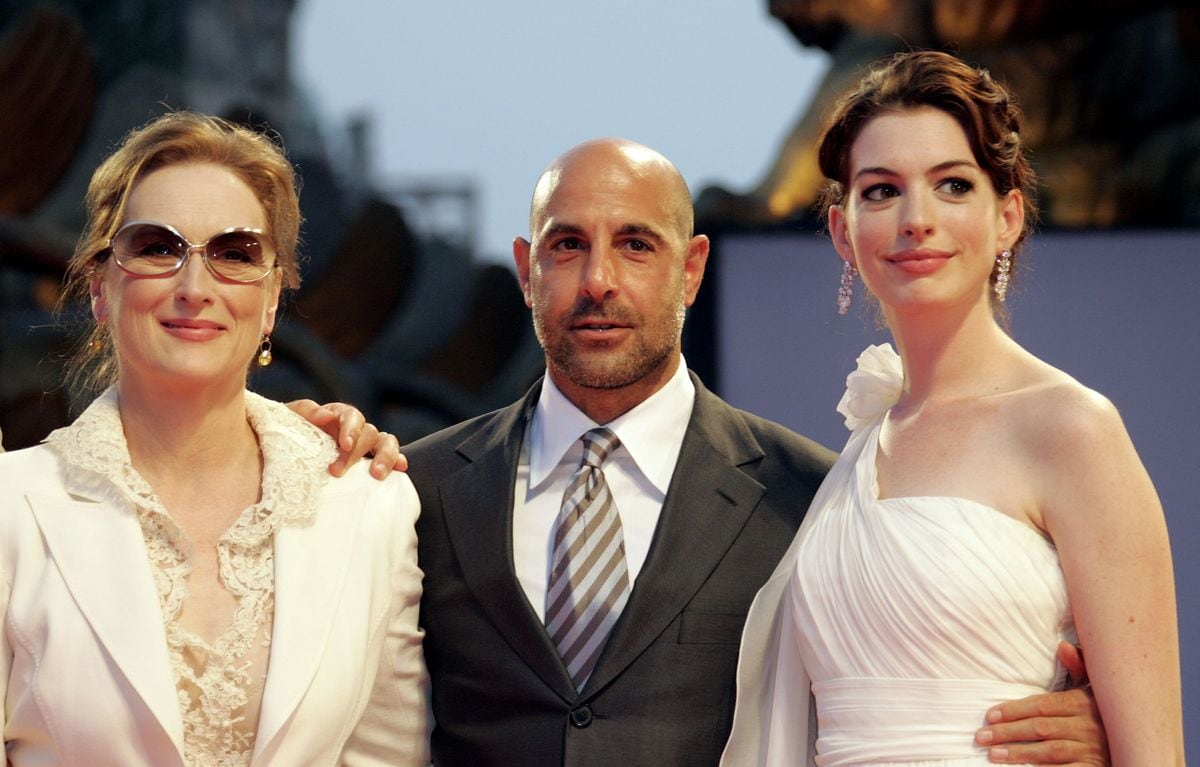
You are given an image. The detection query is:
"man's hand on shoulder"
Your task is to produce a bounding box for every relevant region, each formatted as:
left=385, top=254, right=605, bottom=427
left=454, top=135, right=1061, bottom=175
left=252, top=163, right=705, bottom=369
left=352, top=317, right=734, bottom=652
left=287, top=399, right=407, bottom=479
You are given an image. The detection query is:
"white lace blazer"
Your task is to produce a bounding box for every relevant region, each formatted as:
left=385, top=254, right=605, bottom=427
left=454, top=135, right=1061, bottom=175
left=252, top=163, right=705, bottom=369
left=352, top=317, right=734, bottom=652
left=0, top=389, right=429, bottom=766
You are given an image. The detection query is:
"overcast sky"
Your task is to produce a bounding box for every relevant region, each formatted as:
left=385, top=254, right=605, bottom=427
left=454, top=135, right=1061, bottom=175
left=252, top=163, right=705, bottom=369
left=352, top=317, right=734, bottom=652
left=293, top=1, right=830, bottom=263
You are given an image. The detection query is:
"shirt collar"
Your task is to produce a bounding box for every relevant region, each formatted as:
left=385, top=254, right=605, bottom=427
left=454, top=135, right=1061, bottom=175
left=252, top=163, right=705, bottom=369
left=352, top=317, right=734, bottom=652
left=528, top=356, right=696, bottom=494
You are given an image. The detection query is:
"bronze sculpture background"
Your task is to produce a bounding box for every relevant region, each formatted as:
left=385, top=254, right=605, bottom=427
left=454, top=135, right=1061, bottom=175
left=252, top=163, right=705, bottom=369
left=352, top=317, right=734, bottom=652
left=700, top=1, right=1200, bottom=228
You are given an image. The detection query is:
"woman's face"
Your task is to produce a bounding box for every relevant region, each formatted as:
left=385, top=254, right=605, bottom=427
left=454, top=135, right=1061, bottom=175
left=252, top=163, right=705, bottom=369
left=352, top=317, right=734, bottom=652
left=829, top=106, right=1022, bottom=319
left=90, top=162, right=281, bottom=396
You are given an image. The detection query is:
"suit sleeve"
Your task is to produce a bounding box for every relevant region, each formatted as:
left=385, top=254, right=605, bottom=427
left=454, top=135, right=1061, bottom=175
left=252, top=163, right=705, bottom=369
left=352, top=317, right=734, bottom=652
left=340, top=475, right=431, bottom=766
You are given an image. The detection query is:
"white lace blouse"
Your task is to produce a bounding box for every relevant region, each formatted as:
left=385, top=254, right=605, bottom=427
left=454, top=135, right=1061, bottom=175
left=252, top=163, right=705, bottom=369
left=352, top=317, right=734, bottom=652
left=44, top=388, right=336, bottom=767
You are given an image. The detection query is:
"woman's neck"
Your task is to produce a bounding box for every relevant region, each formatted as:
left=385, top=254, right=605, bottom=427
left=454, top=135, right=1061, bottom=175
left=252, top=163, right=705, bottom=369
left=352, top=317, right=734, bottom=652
left=116, top=376, right=259, bottom=484
left=885, top=298, right=1018, bottom=407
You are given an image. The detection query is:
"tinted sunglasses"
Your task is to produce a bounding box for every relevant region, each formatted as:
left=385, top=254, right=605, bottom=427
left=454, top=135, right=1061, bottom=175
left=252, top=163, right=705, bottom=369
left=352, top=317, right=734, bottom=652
left=102, top=221, right=277, bottom=283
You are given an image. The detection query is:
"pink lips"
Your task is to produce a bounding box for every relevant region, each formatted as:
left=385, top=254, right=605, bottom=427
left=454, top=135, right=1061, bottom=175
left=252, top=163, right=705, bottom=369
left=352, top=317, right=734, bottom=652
left=886, top=249, right=952, bottom=275
left=161, top=318, right=226, bottom=340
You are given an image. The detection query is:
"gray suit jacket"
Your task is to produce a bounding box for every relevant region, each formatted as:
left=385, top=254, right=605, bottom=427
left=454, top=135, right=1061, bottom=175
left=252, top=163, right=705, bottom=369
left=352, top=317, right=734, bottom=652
left=406, top=373, right=835, bottom=766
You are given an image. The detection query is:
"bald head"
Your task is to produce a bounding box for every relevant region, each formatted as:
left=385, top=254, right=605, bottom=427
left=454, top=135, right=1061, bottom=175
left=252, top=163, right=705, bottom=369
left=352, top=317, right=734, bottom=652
left=512, top=137, right=710, bottom=423
left=528, top=138, right=694, bottom=241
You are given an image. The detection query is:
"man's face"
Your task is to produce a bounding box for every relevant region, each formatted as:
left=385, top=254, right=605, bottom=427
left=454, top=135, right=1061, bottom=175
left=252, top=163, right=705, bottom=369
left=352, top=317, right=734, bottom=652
left=514, top=145, right=707, bottom=403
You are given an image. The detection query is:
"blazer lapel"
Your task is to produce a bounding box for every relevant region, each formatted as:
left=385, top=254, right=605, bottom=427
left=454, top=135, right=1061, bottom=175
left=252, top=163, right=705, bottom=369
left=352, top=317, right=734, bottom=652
left=439, top=386, right=578, bottom=701
left=253, top=484, right=363, bottom=759
left=27, top=492, right=186, bottom=759
left=584, top=378, right=765, bottom=694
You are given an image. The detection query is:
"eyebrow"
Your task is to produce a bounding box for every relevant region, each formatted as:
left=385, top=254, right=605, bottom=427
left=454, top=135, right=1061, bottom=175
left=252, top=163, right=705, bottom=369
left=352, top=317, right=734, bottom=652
left=615, top=223, right=666, bottom=243
left=853, top=159, right=978, bottom=181
left=542, top=223, right=586, bottom=239
left=541, top=222, right=667, bottom=243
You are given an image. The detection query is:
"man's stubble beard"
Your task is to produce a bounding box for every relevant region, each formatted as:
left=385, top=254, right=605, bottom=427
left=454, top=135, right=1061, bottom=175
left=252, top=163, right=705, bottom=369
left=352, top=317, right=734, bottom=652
left=533, top=285, right=687, bottom=392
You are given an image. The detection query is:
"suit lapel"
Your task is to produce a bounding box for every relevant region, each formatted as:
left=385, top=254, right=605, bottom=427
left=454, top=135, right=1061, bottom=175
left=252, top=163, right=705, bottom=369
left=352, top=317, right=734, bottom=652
left=439, top=385, right=578, bottom=701
left=27, top=492, right=186, bottom=759
left=253, top=484, right=363, bottom=759
left=584, top=378, right=765, bottom=694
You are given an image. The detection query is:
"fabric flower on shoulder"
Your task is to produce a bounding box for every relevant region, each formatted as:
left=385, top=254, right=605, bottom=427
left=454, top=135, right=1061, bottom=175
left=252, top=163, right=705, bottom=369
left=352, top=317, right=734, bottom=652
left=836, top=343, right=903, bottom=431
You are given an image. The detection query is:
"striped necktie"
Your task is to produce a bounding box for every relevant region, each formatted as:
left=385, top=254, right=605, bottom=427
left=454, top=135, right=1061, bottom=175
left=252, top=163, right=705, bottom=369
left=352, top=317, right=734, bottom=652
left=545, top=427, right=631, bottom=689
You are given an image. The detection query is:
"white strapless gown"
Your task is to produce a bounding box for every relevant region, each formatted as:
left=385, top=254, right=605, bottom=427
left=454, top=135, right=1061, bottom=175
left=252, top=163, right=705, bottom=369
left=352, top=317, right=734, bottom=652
left=785, top=411, right=1074, bottom=767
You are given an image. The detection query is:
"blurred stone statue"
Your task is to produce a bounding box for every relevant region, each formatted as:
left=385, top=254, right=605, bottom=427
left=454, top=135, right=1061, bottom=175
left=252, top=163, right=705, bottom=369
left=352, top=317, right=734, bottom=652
left=699, top=1, right=1200, bottom=227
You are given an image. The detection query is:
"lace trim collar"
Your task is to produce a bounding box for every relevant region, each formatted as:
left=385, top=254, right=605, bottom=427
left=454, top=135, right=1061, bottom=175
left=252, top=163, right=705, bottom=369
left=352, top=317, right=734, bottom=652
left=44, top=387, right=338, bottom=765
left=45, top=387, right=337, bottom=535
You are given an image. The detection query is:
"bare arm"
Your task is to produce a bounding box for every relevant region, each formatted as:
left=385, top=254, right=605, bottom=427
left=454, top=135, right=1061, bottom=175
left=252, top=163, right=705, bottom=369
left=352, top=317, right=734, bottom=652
left=1033, top=390, right=1182, bottom=764
left=287, top=399, right=407, bottom=478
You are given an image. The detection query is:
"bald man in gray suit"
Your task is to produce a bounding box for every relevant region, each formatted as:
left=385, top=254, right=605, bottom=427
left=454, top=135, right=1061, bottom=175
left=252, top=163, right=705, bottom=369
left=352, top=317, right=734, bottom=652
left=404, top=139, right=1107, bottom=766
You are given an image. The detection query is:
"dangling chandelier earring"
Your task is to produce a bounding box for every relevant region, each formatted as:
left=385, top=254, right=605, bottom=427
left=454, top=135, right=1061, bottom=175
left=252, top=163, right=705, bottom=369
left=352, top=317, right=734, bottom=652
left=994, top=250, right=1012, bottom=303
left=837, top=261, right=857, bottom=315
left=257, top=335, right=273, bottom=367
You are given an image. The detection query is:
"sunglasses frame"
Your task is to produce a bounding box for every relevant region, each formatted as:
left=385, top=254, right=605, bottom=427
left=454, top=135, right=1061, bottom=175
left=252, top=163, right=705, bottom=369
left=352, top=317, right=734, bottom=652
left=102, top=220, right=278, bottom=284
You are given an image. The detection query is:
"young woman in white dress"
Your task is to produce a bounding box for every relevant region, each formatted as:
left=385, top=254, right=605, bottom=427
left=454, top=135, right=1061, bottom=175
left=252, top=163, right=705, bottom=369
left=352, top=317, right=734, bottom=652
left=723, top=51, right=1182, bottom=766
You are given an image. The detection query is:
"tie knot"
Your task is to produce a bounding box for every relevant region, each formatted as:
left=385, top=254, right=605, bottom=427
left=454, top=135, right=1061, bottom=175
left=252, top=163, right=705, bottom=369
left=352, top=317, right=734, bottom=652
left=580, top=427, right=620, bottom=468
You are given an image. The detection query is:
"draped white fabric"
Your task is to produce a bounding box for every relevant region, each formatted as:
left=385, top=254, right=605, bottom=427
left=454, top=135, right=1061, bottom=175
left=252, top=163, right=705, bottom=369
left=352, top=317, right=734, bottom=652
left=784, top=417, right=1074, bottom=766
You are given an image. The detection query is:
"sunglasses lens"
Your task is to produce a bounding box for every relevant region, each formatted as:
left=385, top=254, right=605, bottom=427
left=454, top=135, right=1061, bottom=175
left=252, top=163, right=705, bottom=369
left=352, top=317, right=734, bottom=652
left=112, top=224, right=185, bottom=275
left=206, top=231, right=272, bottom=281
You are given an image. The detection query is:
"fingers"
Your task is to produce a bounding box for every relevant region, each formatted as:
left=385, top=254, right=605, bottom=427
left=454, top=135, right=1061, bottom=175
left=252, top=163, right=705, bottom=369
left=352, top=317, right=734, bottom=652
left=331, top=413, right=408, bottom=479
left=336, top=407, right=370, bottom=454
left=288, top=399, right=408, bottom=479
left=1056, top=641, right=1089, bottom=688
left=330, top=414, right=376, bottom=477
left=286, top=398, right=324, bottom=420
left=985, top=688, right=1095, bottom=724
left=977, top=689, right=1107, bottom=766
left=366, top=432, right=408, bottom=478
left=978, top=736, right=1108, bottom=765
left=289, top=399, right=345, bottom=437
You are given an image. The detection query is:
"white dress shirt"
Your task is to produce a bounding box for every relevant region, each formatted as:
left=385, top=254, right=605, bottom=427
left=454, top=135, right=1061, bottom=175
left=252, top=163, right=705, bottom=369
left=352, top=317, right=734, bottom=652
left=513, top=358, right=696, bottom=620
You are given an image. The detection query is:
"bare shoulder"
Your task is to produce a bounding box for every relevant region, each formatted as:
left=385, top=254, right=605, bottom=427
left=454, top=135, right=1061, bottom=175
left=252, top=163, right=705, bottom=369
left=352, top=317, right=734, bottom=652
left=1013, top=366, right=1129, bottom=453
left=1006, top=362, right=1153, bottom=524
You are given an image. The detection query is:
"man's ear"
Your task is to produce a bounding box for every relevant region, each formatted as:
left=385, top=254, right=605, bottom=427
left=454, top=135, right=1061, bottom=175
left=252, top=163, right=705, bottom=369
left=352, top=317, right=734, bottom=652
left=513, top=237, right=534, bottom=308
left=682, top=234, right=710, bottom=307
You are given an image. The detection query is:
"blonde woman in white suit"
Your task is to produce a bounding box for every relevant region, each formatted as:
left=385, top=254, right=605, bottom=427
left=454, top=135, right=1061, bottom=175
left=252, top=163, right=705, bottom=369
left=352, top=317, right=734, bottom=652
left=0, top=112, right=428, bottom=766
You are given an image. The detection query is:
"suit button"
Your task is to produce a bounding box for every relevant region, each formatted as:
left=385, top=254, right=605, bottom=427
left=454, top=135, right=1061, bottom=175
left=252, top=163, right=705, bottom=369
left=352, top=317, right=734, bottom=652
left=569, top=705, right=593, bottom=728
